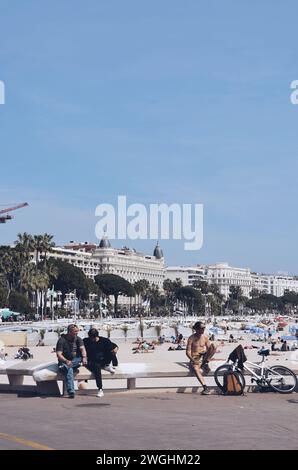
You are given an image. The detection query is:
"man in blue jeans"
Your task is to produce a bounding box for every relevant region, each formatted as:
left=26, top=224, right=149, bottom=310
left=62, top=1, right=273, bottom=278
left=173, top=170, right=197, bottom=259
left=56, top=324, right=87, bottom=398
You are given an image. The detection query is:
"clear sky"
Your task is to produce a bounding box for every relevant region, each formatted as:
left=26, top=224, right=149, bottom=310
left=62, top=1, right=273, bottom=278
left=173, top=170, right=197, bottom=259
left=0, top=1, right=297, bottom=273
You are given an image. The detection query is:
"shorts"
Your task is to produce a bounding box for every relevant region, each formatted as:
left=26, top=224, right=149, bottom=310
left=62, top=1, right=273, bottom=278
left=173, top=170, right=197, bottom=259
left=191, top=353, right=206, bottom=366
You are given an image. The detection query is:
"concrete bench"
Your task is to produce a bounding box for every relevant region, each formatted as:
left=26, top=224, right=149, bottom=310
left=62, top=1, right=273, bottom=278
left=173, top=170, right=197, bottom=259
left=0, top=360, right=56, bottom=393
left=1, top=359, right=298, bottom=396
left=32, top=361, right=202, bottom=396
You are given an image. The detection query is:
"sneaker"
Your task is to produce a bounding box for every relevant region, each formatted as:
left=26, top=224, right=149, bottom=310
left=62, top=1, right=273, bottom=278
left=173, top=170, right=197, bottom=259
left=104, top=364, right=115, bottom=374
left=201, top=386, right=211, bottom=395
left=68, top=392, right=75, bottom=399
left=96, top=389, right=104, bottom=398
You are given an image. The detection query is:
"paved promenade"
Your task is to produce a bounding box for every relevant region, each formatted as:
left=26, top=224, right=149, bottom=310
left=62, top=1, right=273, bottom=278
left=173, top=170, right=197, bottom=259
left=1, top=338, right=298, bottom=450
left=0, top=390, right=297, bottom=450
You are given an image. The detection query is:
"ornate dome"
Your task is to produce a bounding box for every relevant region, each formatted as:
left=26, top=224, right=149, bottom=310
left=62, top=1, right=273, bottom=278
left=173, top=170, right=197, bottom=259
left=99, top=235, right=111, bottom=248
left=153, top=242, right=163, bottom=259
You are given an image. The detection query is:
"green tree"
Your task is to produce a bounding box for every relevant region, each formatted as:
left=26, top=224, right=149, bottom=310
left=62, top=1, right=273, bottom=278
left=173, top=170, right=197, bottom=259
left=226, top=286, right=245, bottom=314
left=245, top=293, right=283, bottom=314
left=281, top=290, right=298, bottom=313
left=0, top=246, right=22, bottom=295
left=0, top=286, right=8, bottom=308
left=192, top=280, right=210, bottom=294
left=176, top=286, right=204, bottom=315
left=146, top=284, right=164, bottom=312
left=95, top=274, right=135, bottom=317
left=49, top=259, right=88, bottom=307
left=8, top=289, right=31, bottom=315
left=163, top=278, right=183, bottom=312
left=133, top=279, right=150, bottom=310
left=250, top=288, right=261, bottom=298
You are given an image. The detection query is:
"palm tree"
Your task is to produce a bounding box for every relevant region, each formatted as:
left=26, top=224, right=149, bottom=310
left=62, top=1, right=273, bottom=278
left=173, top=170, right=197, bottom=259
left=146, top=284, right=162, bottom=314
left=38, top=234, right=55, bottom=318
left=39, top=329, right=46, bottom=345
left=15, top=232, right=34, bottom=263
left=33, top=234, right=44, bottom=265
left=120, top=324, right=129, bottom=342
left=133, top=279, right=150, bottom=310
left=170, top=321, right=179, bottom=338
left=163, top=279, right=182, bottom=313
left=154, top=324, right=162, bottom=338
left=15, top=233, right=34, bottom=293
left=105, top=325, right=113, bottom=339
left=40, top=234, right=55, bottom=264
left=138, top=319, right=146, bottom=339
left=0, top=247, right=20, bottom=297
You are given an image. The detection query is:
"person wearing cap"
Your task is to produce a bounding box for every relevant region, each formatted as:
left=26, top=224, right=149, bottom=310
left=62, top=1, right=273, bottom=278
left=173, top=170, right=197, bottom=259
left=56, top=324, right=87, bottom=398
left=83, top=328, right=119, bottom=398
left=186, top=321, right=216, bottom=395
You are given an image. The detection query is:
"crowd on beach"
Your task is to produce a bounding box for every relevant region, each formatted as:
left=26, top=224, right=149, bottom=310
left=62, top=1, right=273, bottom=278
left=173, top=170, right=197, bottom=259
left=1, top=315, right=298, bottom=398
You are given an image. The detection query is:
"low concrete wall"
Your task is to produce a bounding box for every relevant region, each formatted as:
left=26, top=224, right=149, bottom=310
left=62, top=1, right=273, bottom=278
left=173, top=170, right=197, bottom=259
left=0, top=332, right=27, bottom=347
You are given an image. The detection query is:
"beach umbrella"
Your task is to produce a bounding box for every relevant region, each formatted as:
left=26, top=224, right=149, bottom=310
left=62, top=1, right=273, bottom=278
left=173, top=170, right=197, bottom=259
left=281, top=335, right=297, bottom=341
left=275, top=316, right=287, bottom=322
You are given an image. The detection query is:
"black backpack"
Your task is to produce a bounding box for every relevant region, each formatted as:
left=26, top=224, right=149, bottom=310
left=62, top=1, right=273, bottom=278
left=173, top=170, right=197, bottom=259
left=222, top=370, right=244, bottom=395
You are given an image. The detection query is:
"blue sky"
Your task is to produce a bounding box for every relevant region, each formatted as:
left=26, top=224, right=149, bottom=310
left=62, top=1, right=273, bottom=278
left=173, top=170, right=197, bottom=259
left=0, top=1, right=297, bottom=273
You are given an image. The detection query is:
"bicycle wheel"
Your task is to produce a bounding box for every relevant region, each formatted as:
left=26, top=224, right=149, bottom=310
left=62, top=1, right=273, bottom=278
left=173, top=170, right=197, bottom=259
left=214, top=364, right=246, bottom=393
left=267, top=366, right=297, bottom=394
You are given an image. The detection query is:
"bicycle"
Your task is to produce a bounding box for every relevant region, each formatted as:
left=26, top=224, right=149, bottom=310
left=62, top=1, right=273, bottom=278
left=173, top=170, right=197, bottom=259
left=214, top=348, right=297, bottom=394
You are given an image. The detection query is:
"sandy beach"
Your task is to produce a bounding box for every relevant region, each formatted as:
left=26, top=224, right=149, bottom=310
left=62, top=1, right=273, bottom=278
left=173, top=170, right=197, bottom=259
left=2, top=334, right=297, bottom=391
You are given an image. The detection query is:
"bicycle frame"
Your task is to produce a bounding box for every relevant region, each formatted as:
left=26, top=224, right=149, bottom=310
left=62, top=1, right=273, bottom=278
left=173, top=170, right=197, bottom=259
left=232, top=355, right=285, bottom=384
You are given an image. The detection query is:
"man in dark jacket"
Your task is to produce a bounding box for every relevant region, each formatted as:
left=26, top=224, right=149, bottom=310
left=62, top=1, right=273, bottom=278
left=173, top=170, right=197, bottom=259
left=56, top=324, right=87, bottom=398
left=83, top=328, right=118, bottom=397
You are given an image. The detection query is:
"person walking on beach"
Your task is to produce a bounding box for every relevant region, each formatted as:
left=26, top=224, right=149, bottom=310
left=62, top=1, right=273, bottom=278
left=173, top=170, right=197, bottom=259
left=56, top=324, right=87, bottom=399
left=186, top=321, right=216, bottom=395
left=83, top=328, right=119, bottom=397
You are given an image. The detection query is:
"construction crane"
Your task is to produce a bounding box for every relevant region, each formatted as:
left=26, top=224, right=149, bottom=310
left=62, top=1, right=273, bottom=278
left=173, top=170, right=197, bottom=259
left=0, top=202, right=29, bottom=223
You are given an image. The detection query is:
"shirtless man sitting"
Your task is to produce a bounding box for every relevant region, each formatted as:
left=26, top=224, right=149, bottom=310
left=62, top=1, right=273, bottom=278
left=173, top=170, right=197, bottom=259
left=186, top=321, right=216, bottom=395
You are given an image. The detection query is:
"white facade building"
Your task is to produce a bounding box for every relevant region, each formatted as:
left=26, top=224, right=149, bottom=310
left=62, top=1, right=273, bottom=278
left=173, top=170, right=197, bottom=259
left=166, top=266, right=206, bottom=286
left=166, top=263, right=298, bottom=299
left=205, top=263, right=253, bottom=298
left=252, top=273, right=298, bottom=297
left=49, top=238, right=165, bottom=289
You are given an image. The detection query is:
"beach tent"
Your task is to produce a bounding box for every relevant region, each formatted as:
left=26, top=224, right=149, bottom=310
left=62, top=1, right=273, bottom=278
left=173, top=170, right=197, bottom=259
left=209, top=327, right=223, bottom=335
left=0, top=309, right=21, bottom=320
left=289, top=325, right=298, bottom=334
left=246, top=326, right=265, bottom=334
left=253, top=327, right=265, bottom=334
